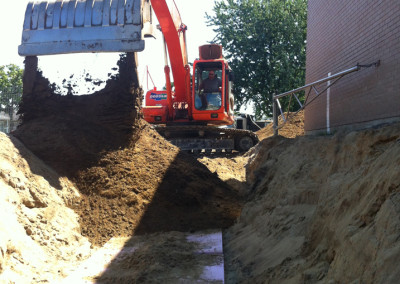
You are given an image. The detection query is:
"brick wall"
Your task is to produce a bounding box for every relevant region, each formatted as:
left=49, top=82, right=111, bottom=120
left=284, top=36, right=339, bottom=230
left=305, top=0, right=400, bottom=133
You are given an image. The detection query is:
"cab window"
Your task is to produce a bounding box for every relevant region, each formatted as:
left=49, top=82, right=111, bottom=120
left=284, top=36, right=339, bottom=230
left=194, top=67, right=222, bottom=111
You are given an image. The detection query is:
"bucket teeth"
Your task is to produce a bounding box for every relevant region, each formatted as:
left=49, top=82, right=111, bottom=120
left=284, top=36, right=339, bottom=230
left=19, top=0, right=154, bottom=56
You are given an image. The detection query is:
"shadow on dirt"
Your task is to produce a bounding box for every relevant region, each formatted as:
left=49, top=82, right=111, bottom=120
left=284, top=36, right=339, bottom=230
left=94, top=150, right=243, bottom=283
left=13, top=114, right=138, bottom=189
left=133, top=151, right=243, bottom=234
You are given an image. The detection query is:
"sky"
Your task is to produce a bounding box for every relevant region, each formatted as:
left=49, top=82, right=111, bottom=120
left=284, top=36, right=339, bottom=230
left=0, top=0, right=217, bottom=91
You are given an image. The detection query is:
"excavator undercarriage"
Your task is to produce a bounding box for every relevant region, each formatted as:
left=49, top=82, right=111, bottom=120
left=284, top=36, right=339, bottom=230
left=155, top=125, right=259, bottom=153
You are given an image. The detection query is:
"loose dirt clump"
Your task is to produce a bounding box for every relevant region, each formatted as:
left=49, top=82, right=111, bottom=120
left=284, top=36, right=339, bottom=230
left=13, top=54, right=243, bottom=247
left=15, top=54, right=142, bottom=176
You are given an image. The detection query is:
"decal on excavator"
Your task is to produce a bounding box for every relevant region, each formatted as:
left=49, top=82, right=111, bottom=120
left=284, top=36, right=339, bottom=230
left=149, top=93, right=167, bottom=101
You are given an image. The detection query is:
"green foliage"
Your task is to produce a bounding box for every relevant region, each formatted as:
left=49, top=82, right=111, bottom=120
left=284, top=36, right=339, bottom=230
left=0, top=64, right=23, bottom=94
left=207, top=0, right=307, bottom=118
left=0, top=64, right=23, bottom=119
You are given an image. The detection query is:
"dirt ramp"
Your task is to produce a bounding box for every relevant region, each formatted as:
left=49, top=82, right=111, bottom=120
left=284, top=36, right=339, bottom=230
left=71, top=123, right=242, bottom=246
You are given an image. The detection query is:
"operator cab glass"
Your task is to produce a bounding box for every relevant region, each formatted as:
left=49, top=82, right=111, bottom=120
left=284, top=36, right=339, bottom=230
left=194, top=63, right=223, bottom=111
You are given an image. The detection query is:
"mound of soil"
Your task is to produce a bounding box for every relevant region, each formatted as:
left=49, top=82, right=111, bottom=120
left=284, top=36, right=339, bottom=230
left=256, top=110, right=305, bottom=140
left=70, top=122, right=242, bottom=246
left=13, top=54, right=243, bottom=246
left=0, top=132, right=92, bottom=282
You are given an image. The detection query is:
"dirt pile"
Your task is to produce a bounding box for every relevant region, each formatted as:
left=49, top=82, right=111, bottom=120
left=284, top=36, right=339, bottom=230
left=224, top=122, right=400, bottom=283
left=70, top=123, right=242, bottom=246
left=2, top=87, right=400, bottom=282
left=256, top=110, right=305, bottom=140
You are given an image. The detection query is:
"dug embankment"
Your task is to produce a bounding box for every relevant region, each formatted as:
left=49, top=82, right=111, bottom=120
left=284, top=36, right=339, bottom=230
left=225, top=119, right=400, bottom=283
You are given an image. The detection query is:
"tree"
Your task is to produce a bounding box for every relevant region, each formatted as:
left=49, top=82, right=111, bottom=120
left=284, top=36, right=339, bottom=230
left=207, top=0, right=307, bottom=118
left=0, top=64, right=23, bottom=130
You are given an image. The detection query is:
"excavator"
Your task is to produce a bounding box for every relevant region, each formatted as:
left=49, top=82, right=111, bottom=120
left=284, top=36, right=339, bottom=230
left=18, top=0, right=258, bottom=153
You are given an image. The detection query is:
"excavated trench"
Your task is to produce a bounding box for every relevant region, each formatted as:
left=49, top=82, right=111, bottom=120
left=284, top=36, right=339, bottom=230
left=4, top=54, right=400, bottom=283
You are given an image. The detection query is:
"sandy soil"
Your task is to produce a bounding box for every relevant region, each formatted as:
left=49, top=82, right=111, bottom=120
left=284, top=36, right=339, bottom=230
left=1, top=55, right=400, bottom=283
left=224, top=121, right=400, bottom=283
left=0, top=132, right=91, bottom=283
left=256, top=110, right=305, bottom=140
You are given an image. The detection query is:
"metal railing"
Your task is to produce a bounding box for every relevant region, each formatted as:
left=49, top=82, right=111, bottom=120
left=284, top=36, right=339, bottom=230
left=272, top=61, right=380, bottom=136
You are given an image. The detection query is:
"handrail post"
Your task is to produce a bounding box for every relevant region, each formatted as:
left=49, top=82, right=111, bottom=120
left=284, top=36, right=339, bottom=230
left=273, top=96, right=278, bottom=136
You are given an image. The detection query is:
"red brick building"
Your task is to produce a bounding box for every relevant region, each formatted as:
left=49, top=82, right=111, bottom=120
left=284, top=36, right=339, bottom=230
left=305, top=0, right=400, bottom=134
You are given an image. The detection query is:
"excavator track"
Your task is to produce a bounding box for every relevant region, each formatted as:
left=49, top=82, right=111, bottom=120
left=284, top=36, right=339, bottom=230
left=154, top=125, right=259, bottom=153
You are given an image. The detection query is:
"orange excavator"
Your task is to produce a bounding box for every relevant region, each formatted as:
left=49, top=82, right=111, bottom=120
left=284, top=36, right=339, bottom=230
left=19, top=0, right=258, bottom=153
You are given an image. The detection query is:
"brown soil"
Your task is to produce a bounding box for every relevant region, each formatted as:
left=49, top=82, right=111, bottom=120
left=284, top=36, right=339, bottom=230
left=70, top=126, right=242, bottom=246
left=2, top=54, right=400, bottom=283
left=13, top=54, right=242, bottom=247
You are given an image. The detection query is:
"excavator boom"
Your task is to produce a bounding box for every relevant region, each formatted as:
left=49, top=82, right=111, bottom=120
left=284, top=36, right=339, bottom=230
left=151, top=0, right=190, bottom=103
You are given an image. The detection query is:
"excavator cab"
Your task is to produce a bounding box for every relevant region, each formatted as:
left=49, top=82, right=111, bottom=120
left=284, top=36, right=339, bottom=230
left=191, top=45, right=235, bottom=126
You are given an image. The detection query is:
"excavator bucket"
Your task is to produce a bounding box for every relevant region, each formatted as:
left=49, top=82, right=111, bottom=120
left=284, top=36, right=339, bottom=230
left=18, top=0, right=155, bottom=56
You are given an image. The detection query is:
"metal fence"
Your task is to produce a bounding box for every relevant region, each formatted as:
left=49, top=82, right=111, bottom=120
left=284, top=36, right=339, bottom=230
left=0, top=91, right=21, bottom=134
